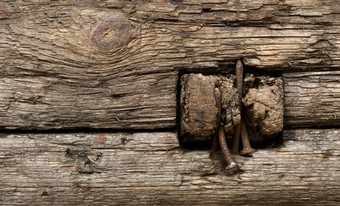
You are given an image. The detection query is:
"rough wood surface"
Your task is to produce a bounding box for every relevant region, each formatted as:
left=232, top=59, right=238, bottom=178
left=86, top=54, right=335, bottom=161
left=0, top=70, right=339, bottom=130
left=0, top=129, right=339, bottom=205
left=0, top=73, right=177, bottom=130
left=0, top=0, right=339, bottom=129
left=283, top=71, right=340, bottom=128
left=1, top=0, right=338, bottom=70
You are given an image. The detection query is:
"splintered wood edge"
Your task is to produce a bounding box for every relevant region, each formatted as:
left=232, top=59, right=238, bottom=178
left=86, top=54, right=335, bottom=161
left=0, top=129, right=339, bottom=205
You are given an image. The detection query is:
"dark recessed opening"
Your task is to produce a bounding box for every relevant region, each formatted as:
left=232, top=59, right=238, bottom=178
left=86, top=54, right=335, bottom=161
left=202, top=8, right=212, bottom=12
left=176, top=61, right=284, bottom=150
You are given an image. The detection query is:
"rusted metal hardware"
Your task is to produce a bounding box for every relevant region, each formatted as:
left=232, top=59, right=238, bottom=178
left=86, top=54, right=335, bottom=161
left=212, top=60, right=256, bottom=173
left=214, top=87, right=239, bottom=172
left=231, top=124, right=241, bottom=154
left=240, top=120, right=256, bottom=155
left=218, top=125, right=239, bottom=173
left=211, top=88, right=222, bottom=151
left=236, top=60, right=244, bottom=112
left=232, top=60, right=256, bottom=156
left=232, top=60, right=243, bottom=153
left=180, top=60, right=283, bottom=174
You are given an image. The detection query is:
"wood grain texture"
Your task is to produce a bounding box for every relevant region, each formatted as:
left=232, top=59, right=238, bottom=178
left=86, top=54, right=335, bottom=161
left=0, top=1, right=178, bottom=130
left=0, top=0, right=339, bottom=129
left=283, top=71, right=340, bottom=128
left=0, top=130, right=339, bottom=205
left=0, top=73, right=177, bottom=130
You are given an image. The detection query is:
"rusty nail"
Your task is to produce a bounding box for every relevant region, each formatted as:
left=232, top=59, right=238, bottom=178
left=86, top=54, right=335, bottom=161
left=231, top=124, right=241, bottom=154
left=240, top=119, right=256, bottom=155
left=232, top=60, right=244, bottom=153
left=234, top=60, right=256, bottom=156
left=236, top=60, right=244, bottom=111
left=211, top=87, right=221, bottom=151
left=214, top=87, right=239, bottom=173
left=218, top=125, right=239, bottom=173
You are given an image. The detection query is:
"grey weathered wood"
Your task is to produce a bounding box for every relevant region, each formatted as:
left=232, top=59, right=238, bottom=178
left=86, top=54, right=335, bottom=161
left=0, top=0, right=339, bottom=129
left=0, top=70, right=339, bottom=130
left=0, top=130, right=339, bottom=205
left=0, top=73, right=177, bottom=130
left=2, top=0, right=338, bottom=69
left=283, top=71, right=340, bottom=128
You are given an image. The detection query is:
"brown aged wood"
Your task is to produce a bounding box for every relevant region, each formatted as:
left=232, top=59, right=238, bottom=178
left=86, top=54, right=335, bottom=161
left=0, top=129, right=339, bottom=205
left=0, top=1, right=339, bottom=205
left=283, top=71, right=340, bottom=128
left=0, top=0, right=339, bottom=130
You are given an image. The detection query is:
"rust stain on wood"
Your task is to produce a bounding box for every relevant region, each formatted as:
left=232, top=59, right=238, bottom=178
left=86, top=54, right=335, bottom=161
left=0, top=9, right=5, bottom=19
left=96, top=135, right=106, bottom=143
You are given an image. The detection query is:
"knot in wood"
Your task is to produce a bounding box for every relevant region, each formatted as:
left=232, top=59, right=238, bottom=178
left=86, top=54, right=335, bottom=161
left=90, top=17, right=132, bottom=53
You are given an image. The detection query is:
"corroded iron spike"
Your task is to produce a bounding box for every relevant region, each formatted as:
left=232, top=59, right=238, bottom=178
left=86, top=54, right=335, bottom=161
left=236, top=60, right=244, bottom=112
left=232, top=60, right=244, bottom=154
left=218, top=126, right=239, bottom=173
left=240, top=120, right=256, bottom=156
left=232, top=124, right=241, bottom=154
left=211, top=87, right=221, bottom=151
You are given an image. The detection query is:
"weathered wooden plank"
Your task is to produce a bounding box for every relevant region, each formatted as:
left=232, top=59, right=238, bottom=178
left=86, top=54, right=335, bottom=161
left=0, top=130, right=339, bottom=205
left=2, top=0, right=338, bottom=70
left=0, top=73, right=177, bottom=130
left=0, top=70, right=339, bottom=130
left=0, top=1, right=339, bottom=129
left=283, top=71, right=340, bottom=128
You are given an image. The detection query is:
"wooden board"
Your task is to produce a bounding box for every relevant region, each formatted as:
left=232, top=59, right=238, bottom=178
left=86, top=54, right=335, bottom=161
left=0, top=73, right=177, bottom=130
left=0, top=130, right=339, bottom=205
left=0, top=0, right=339, bottom=130
left=1, top=0, right=338, bottom=70
left=0, top=70, right=338, bottom=130
left=283, top=71, right=340, bottom=128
